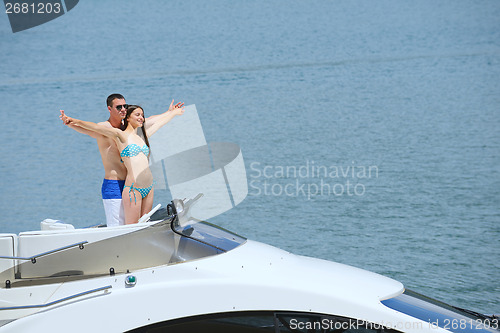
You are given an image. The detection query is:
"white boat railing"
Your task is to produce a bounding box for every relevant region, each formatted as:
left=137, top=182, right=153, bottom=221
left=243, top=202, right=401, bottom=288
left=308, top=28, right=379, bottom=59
left=0, top=285, right=112, bottom=311
left=0, top=241, right=88, bottom=264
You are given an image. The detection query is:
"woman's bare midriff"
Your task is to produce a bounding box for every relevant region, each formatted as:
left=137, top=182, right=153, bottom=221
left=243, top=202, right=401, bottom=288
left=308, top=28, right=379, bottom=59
left=123, top=157, right=153, bottom=188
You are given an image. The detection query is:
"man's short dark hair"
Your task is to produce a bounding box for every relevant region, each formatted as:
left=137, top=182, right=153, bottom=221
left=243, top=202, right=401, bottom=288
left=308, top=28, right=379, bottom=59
left=106, top=93, right=125, bottom=107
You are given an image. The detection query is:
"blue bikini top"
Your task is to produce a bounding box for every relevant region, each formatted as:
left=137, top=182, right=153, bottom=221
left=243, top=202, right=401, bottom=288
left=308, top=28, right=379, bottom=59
left=120, top=144, right=150, bottom=158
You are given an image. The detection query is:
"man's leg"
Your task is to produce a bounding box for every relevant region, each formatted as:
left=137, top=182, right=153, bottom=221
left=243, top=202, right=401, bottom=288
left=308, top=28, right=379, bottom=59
left=103, top=199, right=123, bottom=226
left=102, top=179, right=125, bottom=226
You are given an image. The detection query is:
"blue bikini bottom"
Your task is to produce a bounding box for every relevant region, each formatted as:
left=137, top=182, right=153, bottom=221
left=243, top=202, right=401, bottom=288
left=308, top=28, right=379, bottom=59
left=124, top=182, right=153, bottom=203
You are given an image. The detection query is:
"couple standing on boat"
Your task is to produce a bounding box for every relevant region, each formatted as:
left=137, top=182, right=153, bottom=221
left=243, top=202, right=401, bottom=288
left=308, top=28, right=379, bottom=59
left=60, top=94, right=185, bottom=226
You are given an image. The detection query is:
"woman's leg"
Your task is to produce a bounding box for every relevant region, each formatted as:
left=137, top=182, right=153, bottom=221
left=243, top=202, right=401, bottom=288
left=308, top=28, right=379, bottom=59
left=122, top=187, right=142, bottom=224
left=141, top=188, right=154, bottom=217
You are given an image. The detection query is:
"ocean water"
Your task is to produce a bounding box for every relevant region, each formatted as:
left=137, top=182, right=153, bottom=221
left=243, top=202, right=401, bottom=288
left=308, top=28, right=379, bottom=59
left=0, top=0, right=499, bottom=314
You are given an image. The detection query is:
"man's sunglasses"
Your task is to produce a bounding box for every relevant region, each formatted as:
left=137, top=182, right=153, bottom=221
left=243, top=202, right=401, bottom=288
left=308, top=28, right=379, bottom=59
left=116, top=104, right=129, bottom=111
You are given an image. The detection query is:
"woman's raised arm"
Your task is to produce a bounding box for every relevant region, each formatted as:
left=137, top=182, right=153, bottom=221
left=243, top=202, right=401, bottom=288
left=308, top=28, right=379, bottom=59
left=146, top=101, right=185, bottom=136
left=60, top=110, right=124, bottom=142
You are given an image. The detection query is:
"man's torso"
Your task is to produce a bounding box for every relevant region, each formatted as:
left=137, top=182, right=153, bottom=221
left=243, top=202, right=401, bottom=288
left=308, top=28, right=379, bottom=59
left=96, top=121, right=127, bottom=180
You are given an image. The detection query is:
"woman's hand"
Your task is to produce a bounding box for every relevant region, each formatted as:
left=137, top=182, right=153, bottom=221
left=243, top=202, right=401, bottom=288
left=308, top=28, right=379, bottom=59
left=171, top=105, right=185, bottom=116
left=146, top=100, right=186, bottom=136
left=60, top=110, right=75, bottom=125
left=168, top=100, right=185, bottom=116
left=168, top=99, right=184, bottom=112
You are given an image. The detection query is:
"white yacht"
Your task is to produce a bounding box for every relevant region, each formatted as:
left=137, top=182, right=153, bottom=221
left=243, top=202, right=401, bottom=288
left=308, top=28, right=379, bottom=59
left=0, top=197, right=498, bottom=332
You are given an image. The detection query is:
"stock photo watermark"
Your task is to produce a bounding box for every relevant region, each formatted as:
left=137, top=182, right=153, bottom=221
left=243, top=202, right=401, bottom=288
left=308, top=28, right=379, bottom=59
left=288, top=318, right=499, bottom=331
left=289, top=318, right=425, bottom=331
left=3, top=0, right=79, bottom=33
left=249, top=160, right=379, bottom=200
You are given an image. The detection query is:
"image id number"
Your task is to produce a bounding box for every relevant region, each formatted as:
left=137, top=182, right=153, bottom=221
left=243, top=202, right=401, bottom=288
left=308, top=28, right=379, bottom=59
left=5, top=2, right=62, bottom=14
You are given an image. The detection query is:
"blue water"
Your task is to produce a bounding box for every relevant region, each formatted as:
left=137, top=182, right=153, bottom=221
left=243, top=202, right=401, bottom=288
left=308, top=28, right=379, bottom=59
left=0, top=0, right=499, bottom=314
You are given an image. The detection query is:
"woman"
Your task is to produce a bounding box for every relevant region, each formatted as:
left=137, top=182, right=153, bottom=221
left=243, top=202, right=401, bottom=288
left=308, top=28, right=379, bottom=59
left=62, top=103, right=185, bottom=224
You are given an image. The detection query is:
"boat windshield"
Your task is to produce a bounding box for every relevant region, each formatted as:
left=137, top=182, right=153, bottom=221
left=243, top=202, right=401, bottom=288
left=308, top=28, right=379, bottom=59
left=151, top=196, right=246, bottom=252
left=0, top=208, right=246, bottom=286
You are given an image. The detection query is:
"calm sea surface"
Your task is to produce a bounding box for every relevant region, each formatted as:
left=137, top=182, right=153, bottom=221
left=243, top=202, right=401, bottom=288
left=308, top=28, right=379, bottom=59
left=0, top=0, right=499, bottom=314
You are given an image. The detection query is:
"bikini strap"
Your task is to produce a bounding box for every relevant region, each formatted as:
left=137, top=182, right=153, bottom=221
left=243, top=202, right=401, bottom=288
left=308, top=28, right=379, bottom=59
left=125, top=183, right=138, bottom=204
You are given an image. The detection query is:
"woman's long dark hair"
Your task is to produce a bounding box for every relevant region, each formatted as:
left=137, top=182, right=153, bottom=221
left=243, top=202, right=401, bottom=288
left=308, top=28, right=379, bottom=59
left=123, top=105, right=151, bottom=157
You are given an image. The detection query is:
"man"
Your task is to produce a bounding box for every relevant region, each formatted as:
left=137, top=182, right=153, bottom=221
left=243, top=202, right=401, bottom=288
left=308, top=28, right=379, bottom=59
left=60, top=93, right=182, bottom=226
